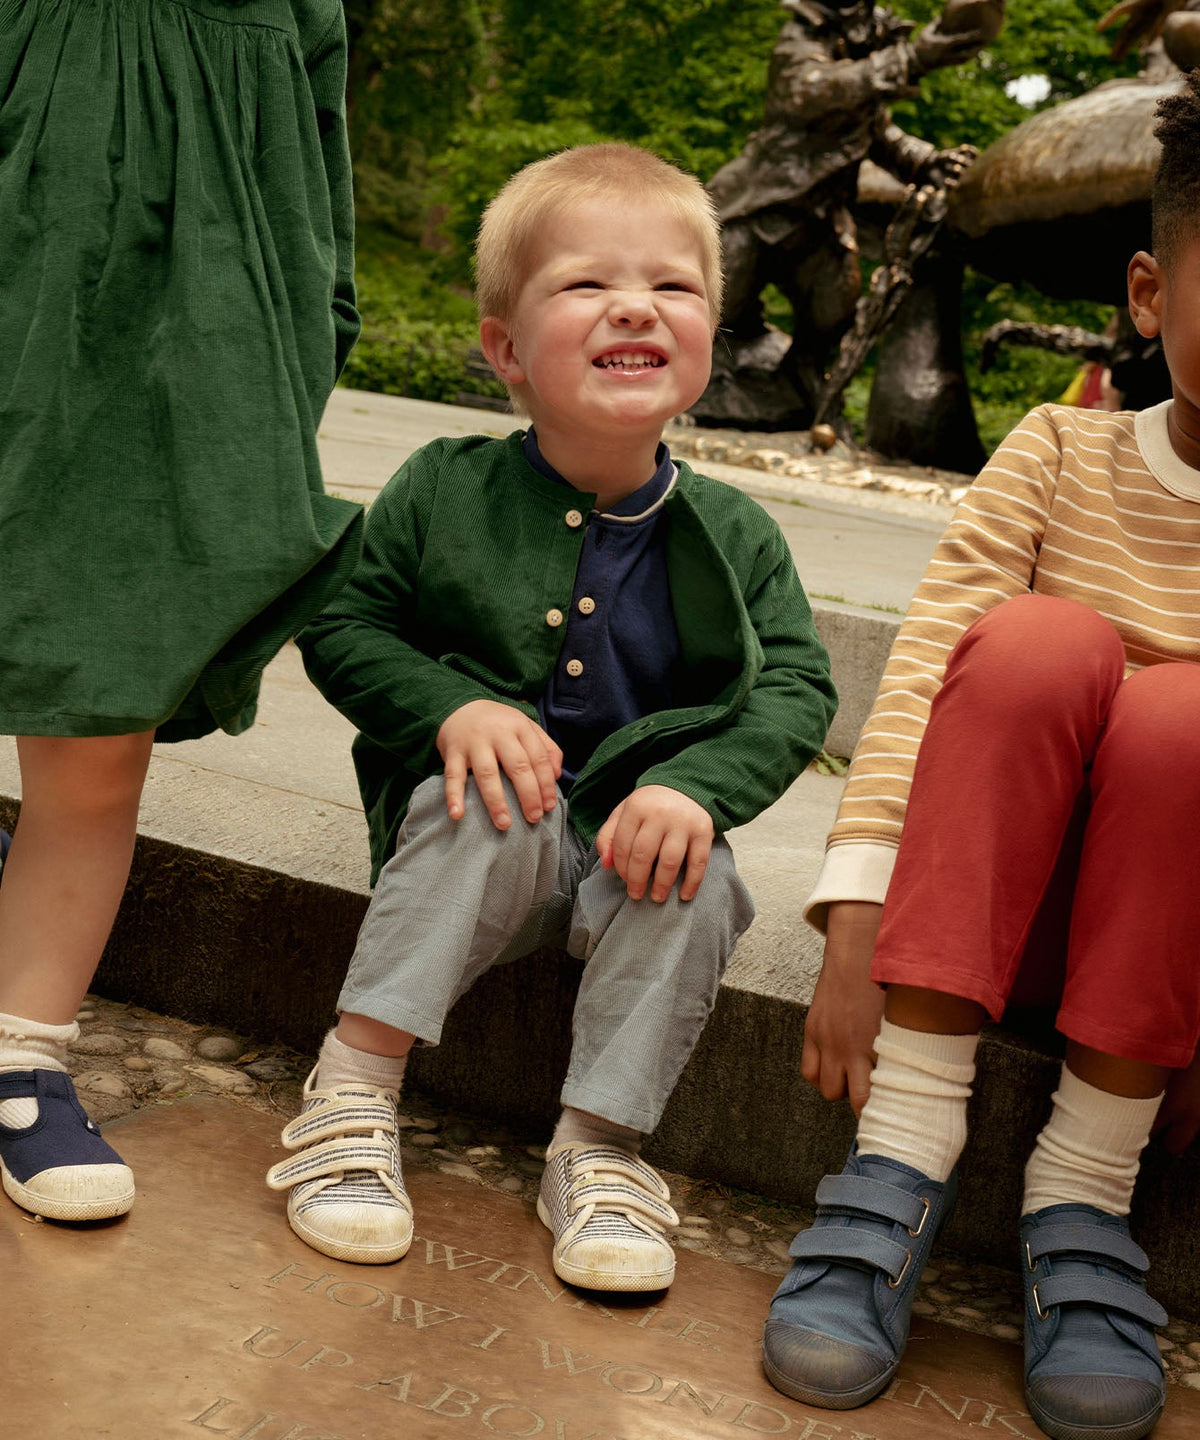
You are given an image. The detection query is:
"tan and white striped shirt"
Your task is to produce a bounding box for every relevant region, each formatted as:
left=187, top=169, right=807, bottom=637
left=806, top=401, right=1200, bottom=931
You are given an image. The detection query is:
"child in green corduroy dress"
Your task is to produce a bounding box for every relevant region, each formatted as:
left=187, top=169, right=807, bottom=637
left=0, top=0, right=364, bottom=1222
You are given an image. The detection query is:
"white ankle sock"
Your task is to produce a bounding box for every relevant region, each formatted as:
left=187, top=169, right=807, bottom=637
left=0, top=1012, right=79, bottom=1128
left=854, top=1018, right=979, bottom=1182
left=551, top=1106, right=643, bottom=1156
left=1022, top=1065, right=1160, bottom=1217
left=314, top=1030, right=409, bottom=1093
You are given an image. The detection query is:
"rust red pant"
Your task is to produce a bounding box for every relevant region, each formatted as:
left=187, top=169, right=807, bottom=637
left=872, top=594, right=1200, bottom=1068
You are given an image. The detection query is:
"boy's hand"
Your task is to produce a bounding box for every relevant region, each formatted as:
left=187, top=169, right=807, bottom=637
left=596, top=785, right=714, bottom=903
left=801, top=901, right=885, bottom=1116
left=436, top=700, right=562, bottom=830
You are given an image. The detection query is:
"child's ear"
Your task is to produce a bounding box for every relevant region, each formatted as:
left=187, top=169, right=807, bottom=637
left=1128, top=251, right=1164, bottom=339
left=479, top=316, right=525, bottom=386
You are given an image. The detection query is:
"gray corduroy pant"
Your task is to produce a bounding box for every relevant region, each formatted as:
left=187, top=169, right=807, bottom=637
left=338, top=775, right=755, bottom=1133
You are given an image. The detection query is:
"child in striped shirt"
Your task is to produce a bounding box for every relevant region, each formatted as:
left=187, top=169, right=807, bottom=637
left=762, top=72, right=1200, bottom=1440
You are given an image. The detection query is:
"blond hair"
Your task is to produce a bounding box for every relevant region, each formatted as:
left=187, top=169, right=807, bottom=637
left=475, top=143, right=723, bottom=327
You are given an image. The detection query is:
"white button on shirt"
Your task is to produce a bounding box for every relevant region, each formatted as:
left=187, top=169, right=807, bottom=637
left=546, top=608, right=564, bottom=627
left=578, top=596, right=596, bottom=615
left=565, top=658, right=584, bottom=677
left=565, top=509, right=584, bottom=529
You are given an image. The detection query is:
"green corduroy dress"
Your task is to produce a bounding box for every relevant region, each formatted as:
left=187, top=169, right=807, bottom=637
left=0, top=0, right=364, bottom=741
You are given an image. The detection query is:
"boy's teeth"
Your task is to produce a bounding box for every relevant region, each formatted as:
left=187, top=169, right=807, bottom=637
left=598, top=353, right=662, bottom=368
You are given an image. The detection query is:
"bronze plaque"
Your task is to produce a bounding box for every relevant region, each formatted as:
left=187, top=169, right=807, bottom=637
left=2, top=1096, right=1196, bottom=1440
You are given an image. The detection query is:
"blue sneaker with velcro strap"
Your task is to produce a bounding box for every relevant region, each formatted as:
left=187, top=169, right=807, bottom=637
left=762, top=1146, right=956, bottom=1409
left=1021, top=1204, right=1166, bottom=1440
left=0, top=1069, right=134, bottom=1221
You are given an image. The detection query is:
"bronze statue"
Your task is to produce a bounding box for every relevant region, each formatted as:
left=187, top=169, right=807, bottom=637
left=695, top=1, right=997, bottom=434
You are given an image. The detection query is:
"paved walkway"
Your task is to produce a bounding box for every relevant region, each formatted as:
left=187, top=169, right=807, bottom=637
left=9, top=993, right=1200, bottom=1438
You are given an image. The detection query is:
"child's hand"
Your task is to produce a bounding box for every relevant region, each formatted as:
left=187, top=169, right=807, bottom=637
left=1154, top=1046, right=1200, bottom=1155
left=596, top=785, right=714, bottom=902
left=436, top=700, right=562, bottom=830
left=801, top=901, right=885, bottom=1116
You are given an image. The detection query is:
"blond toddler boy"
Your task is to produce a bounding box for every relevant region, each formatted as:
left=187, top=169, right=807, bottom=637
left=267, top=144, right=836, bottom=1292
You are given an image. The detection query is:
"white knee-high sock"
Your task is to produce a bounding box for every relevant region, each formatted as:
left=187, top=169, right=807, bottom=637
left=0, top=1012, right=78, bottom=1128
left=1022, top=1065, right=1160, bottom=1217
left=854, top=1019, right=979, bottom=1182
left=314, top=1030, right=409, bottom=1093
left=551, top=1106, right=643, bottom=1156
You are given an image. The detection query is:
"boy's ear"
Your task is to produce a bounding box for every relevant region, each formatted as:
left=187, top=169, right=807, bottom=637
left=1128, top=251, right=1164, bottom=339
left=479, top=316, right=526, bottom=386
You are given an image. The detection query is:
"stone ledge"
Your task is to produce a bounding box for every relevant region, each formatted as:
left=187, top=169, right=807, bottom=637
left=5, top=787, right=1197, bottom=1321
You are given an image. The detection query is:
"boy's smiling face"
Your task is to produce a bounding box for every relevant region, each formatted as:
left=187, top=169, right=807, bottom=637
left=480, top=196, right=714, bottom=457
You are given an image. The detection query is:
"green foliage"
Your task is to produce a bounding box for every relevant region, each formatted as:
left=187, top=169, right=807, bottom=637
left=887, top=0, right=1139, bottom=151
left=433, top=119, right=606, bottom=284
left=959, top=277, right=1114, bottom=451
left=481, top=0, right=781, bottom=174
left=343, top=0, right=487, bottom=235
left=342, top=227, right=506, bottom=405
left=431, top=0, right=783, bottom=285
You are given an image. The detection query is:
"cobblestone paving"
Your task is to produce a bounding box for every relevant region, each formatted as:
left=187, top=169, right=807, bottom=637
left=60, top=993, right=1200, bottom=1387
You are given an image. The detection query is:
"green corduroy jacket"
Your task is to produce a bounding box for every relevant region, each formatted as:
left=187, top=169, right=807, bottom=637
left=298, top=433, right=838, bottom=884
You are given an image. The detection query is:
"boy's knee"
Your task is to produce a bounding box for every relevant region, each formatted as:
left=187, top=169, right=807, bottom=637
left=20, top=732, right=153, bottom=815
left=661, top=841, right=755, bottom=943
left=400, top=772, right=560, bottom=866
left=1108, top=662, right=1200, bottom=755
left=950, top=595, right=1123, bottom=708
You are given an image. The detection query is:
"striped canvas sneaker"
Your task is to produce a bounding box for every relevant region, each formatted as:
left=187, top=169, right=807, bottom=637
left=266, top=1066, right=412, bottom=1265
left=537, top=1142, right=679, bottom=1291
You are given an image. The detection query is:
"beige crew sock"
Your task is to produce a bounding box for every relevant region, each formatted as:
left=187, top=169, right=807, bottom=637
left=315, top=1030, right=409, bottom=1093
left=1022, top=1064, right=1161, bottom=1217
left=551, top=1105, right=644, bottom=1156
left=854, top=1018, right=979, bottom=1182
left=0, top=1012, right=79, bottom=1128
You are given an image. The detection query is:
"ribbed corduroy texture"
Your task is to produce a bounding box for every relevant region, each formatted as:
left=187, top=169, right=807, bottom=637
left=297, top=433, right=838, bottom=882
left=0, top=0, right=363, bottom=740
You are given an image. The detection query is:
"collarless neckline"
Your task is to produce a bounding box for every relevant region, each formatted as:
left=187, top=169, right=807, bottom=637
left=1135, top=400, right=1200, bottom=503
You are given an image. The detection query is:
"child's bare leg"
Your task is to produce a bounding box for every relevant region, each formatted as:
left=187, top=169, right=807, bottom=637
left=885, top=984, right=985, bottom=1035
left=335, top=1012, right=415, bottom=1059
left=1065, top=1042, right=1168, bottom=1100
left=0, top=733, right=154, bottom=1022
left=0, top=734, right=150, bottom=1221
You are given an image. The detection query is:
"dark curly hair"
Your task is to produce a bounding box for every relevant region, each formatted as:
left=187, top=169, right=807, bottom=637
left=1153, top=69, right=1200, bottom=266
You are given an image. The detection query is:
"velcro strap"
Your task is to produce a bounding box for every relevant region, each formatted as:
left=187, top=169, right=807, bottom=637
left=571, top=1147, right=672, bottom=1197
left=1026, top=1223, right=1148, bottom=1273
left=1035, top=1274, right=1167, bottom=1328
left=788, top=1226, right=912, bottom=1282
left=570, top=1179, right=679, bottom=1229
left=816, top=1174, right=928, bottom=1231
left=265, top=1136, right=394, bottom=1190
left=279, top=1100, right=396, bottom=1150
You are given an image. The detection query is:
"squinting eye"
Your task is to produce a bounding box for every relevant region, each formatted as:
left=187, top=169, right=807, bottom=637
left=563, top=280, right=602, bottom=291
left=656, top=282, right=697, bottom=294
